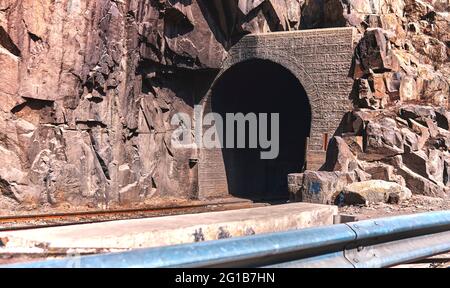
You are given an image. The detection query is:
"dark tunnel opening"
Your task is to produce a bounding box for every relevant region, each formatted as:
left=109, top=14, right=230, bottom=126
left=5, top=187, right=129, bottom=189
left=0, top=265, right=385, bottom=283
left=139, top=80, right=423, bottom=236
left=211, top=59, right=311, bottom=202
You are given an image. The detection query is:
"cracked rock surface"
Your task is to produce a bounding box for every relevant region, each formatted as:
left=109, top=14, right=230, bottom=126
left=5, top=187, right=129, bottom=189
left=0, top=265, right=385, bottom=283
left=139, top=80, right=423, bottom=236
left=0, top=0, right=307, bottom=210
left=0, top=0, right=449, bottom=211
left=288, top=0, right=449, bottom=206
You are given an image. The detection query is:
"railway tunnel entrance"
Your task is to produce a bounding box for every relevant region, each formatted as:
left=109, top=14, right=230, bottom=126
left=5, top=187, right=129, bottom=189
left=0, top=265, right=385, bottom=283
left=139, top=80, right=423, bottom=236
left=208, top=59, right=311, bottom=201
left=197, top=28, right=356, bottom=202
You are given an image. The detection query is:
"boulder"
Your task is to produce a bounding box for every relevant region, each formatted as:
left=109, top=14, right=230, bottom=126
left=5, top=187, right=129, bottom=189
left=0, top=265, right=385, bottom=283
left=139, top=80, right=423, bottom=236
left=353, top=28, right=399, bottom=77
left=362, top=118, right=404, bottom=161
left=397, top=164, right=449, bottom=198
left=351, top=110, right=379, bottom=134
left=389, top=155, right=449, bottom=198
left=361, top=162, right=404, bottom=186
left=403, top=150, right=427, bottom=175
left=399, top=105, right=436, bottom=124
left=342, top=135, right=364, bottom=157
left=118, top=182, right=141, bottom=205
left=299, top=171, right=355, bottom=205
left=323, top=136, right=358, bottom=173
left=353, top=167, right=373, bottom=182
left=338, top=180, right=412, bottom=205
left=401, top=148, right=445, bottom=185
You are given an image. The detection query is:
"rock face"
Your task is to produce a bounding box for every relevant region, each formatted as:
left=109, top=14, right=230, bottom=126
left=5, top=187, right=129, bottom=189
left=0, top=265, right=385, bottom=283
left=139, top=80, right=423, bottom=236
left=1, top=0, right=449, bottom=210
left=292, top=171, right=353, bottom=204
left=0, top=0, right=309, bottom=210
left=290, top=0, right=450, bottom=206
left=299, top=103, right=450, bottom=202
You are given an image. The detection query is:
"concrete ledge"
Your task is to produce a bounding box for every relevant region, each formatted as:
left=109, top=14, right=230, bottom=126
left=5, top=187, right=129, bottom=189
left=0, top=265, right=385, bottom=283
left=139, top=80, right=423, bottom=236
left=0, top=203, right=337, bottom=252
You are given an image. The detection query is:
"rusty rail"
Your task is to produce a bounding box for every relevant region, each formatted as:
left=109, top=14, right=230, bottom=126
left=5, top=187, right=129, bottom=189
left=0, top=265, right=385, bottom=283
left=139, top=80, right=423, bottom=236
left=0, top=199, right=256, bottom=231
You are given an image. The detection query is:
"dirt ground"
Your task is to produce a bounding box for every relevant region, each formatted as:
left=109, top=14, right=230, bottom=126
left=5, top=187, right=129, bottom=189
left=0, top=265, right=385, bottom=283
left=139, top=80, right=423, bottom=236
left=338, top=195, right=450, bottom=220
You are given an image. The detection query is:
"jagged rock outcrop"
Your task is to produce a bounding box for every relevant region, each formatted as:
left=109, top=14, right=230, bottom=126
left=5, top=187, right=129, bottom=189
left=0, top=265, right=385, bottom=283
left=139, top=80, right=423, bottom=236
left=1, top=0, right=449, bottom=210
left=0, top=0, right=307, bottom=210
left=290, top=0, right=449, bottom=206
left=293, top=102, right=450, bottom=203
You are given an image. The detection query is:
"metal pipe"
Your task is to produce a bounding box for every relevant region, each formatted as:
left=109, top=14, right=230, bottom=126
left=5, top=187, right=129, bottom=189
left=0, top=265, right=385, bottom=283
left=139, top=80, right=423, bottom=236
left=266, top=230, right=450, bottom=268
left=346, top=210, right=450, bottom=240
left=266, top=251, right=354, bottom=268
left=2, top=211, right=450, bottom=268
left=351, top=230, right=450, bottom=268
left=3, top=224, right=356, bottom=268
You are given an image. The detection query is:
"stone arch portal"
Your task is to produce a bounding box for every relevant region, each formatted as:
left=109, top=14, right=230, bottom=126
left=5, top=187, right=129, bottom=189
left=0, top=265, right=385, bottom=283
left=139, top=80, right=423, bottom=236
left=198, top=28, right=357, bottom=200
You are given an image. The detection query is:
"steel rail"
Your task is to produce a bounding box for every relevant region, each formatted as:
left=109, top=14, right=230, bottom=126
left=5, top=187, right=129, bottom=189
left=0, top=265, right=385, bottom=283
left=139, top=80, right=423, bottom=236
left=0, top=199, right=254, bottom=231
left=0, top=200, right=247, bottom=222
left=2, top=211, right=450, bottom=268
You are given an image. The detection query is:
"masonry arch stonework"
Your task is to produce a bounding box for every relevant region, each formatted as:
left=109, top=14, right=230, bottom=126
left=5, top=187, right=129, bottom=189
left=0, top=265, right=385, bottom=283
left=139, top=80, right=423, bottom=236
left=197, top=27, right=357, bottom=199
left=223, top=51, right=320, bottom=118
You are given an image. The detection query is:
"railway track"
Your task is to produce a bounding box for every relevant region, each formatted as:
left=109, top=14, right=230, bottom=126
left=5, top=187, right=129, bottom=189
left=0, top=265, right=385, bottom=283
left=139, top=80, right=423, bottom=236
left=0, top=200, right=263, bottom=232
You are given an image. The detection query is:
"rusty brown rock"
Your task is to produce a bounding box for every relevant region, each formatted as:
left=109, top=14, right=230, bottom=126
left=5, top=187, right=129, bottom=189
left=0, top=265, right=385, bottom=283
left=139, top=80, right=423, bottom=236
left=363, top=118, right=405, bottom=161
left=323, top=136, right=358, bottom=173
left=386, top=155, right=449, bottom=198
left=1, top=0, right=450, bottom=211
left=361, top=162, right=405, bottom=185
left=354, top=29, right=391, bottom=76
left=1, top=0, right=313, bottom=209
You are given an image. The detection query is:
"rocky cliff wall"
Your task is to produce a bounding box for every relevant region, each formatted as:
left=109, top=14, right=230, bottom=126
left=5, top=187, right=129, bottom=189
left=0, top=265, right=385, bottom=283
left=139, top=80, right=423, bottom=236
left=0, top=0, right=448, bottom=211
left=289, top=0, right=450, bottom=204
left=0, top=0, right=307, bottom=210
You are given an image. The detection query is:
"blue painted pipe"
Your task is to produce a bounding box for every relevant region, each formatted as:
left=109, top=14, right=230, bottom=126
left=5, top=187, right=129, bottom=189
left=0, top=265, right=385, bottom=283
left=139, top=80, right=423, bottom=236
left=2, top=211, right=450, bottom=268
left=347, top=210, right=450, bottom=239
left=5, top=224, right=356, bottom=268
